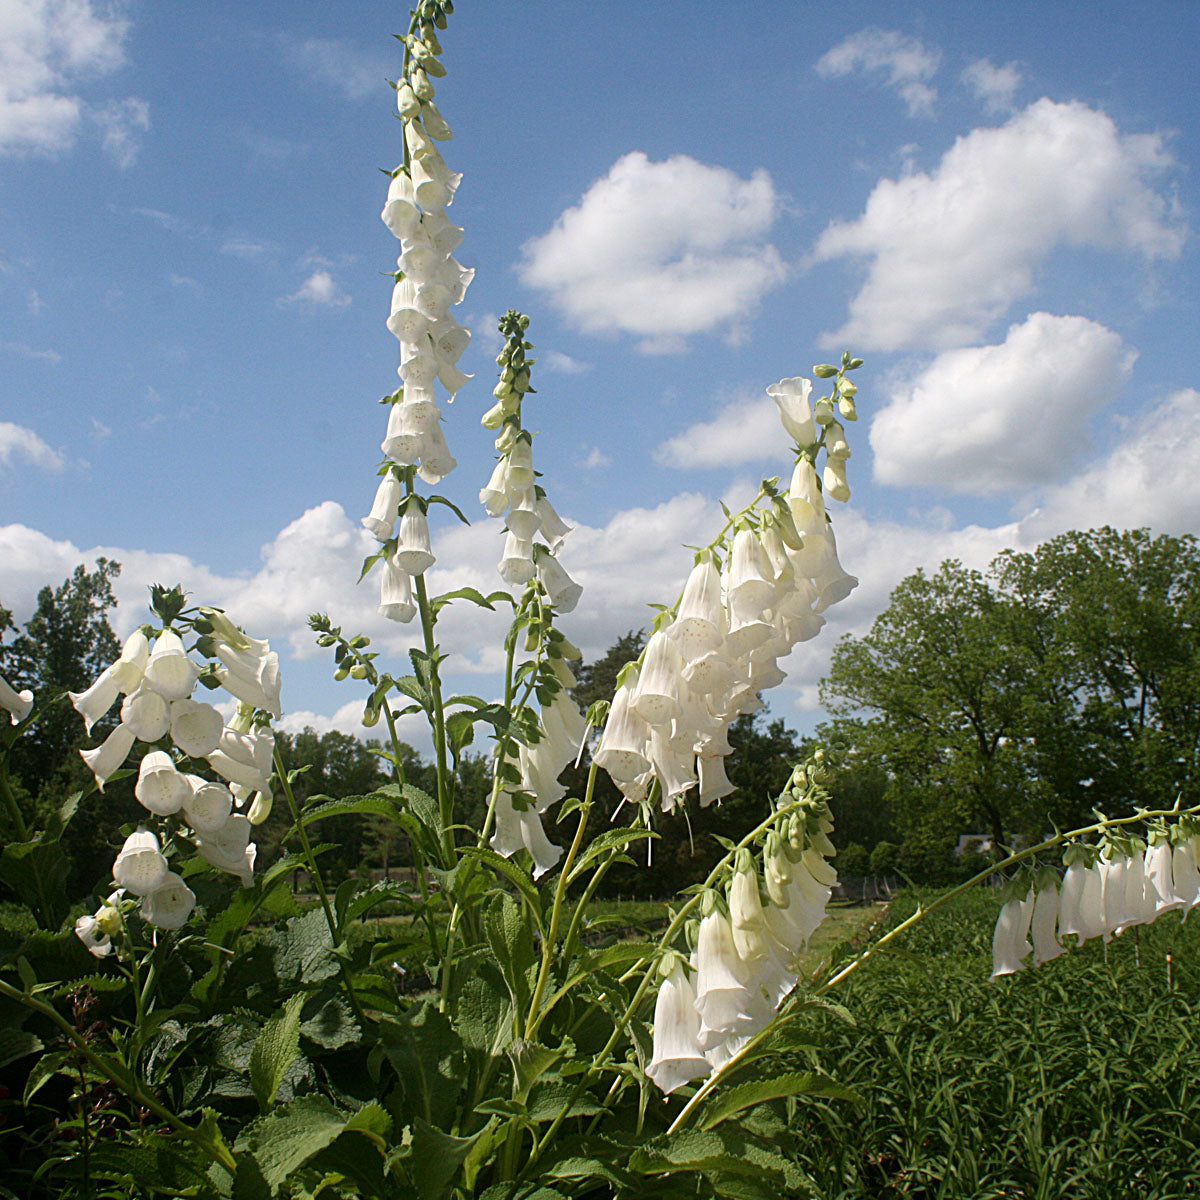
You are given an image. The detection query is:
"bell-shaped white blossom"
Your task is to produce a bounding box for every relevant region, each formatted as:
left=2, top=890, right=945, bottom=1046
left=729, top=859, right=770, bottom=963
left=646, top=961, right=710, bottom=1095
left=692, top=910, right=769, bottom=1050
left=1172, top=836, right=1200, bottom=910
left=682, top=650, right=737, bottom=700
left=415, top=419, right=457, bottom=484
left=534, top=493, right=572, bottom=554
left=213, top=638, right=282, bottom=718
left=381, top=168, right=420, bottom=238
left=696, top=752, right=735, bottom=808
left=382, top=397, right=440, bottom=465
left=489, top=789, right=562, bottom=878
left=113, top=828, right=170, bottom=896
left=379, top=551, right=417, bottom=623
left=197, top=813, right=256, bottom=887
left=535, top=549, right=582, bottom=613
left=648, top=727, right=697, bottom=811
left=110, top=629, right=150, bottom=692
left=823, top=458, right=850, bottom=503
left=671, top=558, right=724, bottom=662
left=633, top=631, right=684, bottom=726
left=75, top=912, right=114, bottom=957
left=144, top=631, right=199, bottom=701
left=593, top=679, right=651, bottom=783
left=136, top=750, right=189, bottom=816
left=1075, top=861, right=1108, bottom=943
left=728, top=529, right=775, bottom=613
left=168, top=698, right=224, bottom=758
left=69, top=667, right=121, bottom=734
left=1145, top=835, right=1183, bottom=915
left=498, top=532, right=535, bottom=585
left=140, top=872, right=196, bottom=930
left=505, top=485, right=541, bottom=541
left=1030, top=881, right=1064, bottom=966
left=768, top=376, right=817, bottom=445
left=810, top=526, right=858, bottom=613
left=395, top=505, right=436, bottom=575
left=787, top=458, right=826, bottom=532
left=479, top=458, right=512, bottom=517
left=80, top=723, right=136, bottom=789
left=1057, top=859, right=1089, bottom=945
left=121, top=685, right=170, bottom=742
left=181, top=775, right=234, bottom=833
left=362, top=472, right=405, bottom=540
left=989, top=890, right=1034, bottom=980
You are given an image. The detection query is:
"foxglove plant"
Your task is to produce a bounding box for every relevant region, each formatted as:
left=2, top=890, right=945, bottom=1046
left=68, top=586, right=281, bottom=946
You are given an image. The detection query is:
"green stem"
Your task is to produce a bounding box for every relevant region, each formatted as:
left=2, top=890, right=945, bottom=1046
left=275, top=746, right=368, bottom=1028
left=0, top=978, right=237, bottom=1173
left=524, top=792, right=592, bottom=1040
left=0, top=750, right=29, bottom=841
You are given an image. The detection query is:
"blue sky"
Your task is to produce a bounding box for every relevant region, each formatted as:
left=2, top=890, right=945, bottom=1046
left=2, top=1, right=1198, bottom=748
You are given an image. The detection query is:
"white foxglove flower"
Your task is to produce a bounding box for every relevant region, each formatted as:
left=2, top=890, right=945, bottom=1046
left=1145, top=835, right=1183, bottom=915
left=69, top=667, right=121, bottom=734
left=1119, top=848, right=1157, bottom=931
left=80, top=723, right=135, bottom=789
left=420, top=208, right=464, bottom=256
left=415, top=420, right=457, bottom=484
left=681, top=650, right=737, bottom=699
left=420, top=99, right=453, bottom=140
left=169, top=698, right=224, bottom=758
left=823, top=458, right=850, bottom=503
left=144, top=631, right=199, bottom=701
left=410, top=150, right=461, bottom=210
left=214, top=654, right=282, bottom=719
left=498, top=532, right=535, bottom=585
left=382, top=397, right=438, bottom=466
left=824, top=420, right=851, bottom=460
left=633, top=631, right=684, bottom=726
left=724, top=590, right=774, bottom=659
left=136, top=751, right=189, bottom=816
left=506, top=440, right=535, bottom=487
left=121, top=685, right=170, bottom=742
left=0, top=674, right=33, bottom=725
left=1030, top=881, right=1064, bottom=966
left=728, top=529, right=775, bottom=613
left=729, top=857, right=769, bottom=963
left=693, top=753, right=733, bottom=808
left=693, top=910, right=769, bottom=1049
left=593, top=679, right=651, bottom=783
left=989, top=890, right=1034, bottom=980
left=489, top=789, right=561, bottom=878
left=362, top=473, right=404, bottom=541
left=395, top=505, right=435, bottom=575
left=648, top=727, right=697, bottom=810
left=534, top=493, right=571, bottom=553
left=75, top=913, right=113, bottom=957
left=536, top=550, right=582, bottom=613
left=810, top=526, right=858, bottom=613
left=381, top=169, right=420, bottom=239
left=197, top=813, right=256, bottom=887
left=647, top=961, right=710, bottom=1095
left=768, top=377, right=817, bottom=445
left=388, top=279, right=431, bottom=342
left=786, top=459, right=825, bottom=532
left=479, top=458, right=512, bottom=516
left=379, top=551, right=416, bottom=623
left=1172, top=836, right=1200, bottom=911
left=398, top=341, right=438, bottom=389
left=1099, top=852, right=1128, bottom=938
left=181, top=775, right=234, bottom=833
left=141, top=872, right=196, bottom=929
left=111, top=629, right=150, bottom=692
left=113, top=828, right=170, bottom=896
left=1057, top=859, right=1089, bottom=945
left=505, top=484, right=541, bottom=540
left=1075, top=861, right=1108, bottom=943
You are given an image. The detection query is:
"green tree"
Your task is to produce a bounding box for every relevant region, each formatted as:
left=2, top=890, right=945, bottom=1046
left=0, top=561, right=137, bottom=895
left=821, top=559, right=1053, bottom=864
left=995, top=526, right=1200, bottom=813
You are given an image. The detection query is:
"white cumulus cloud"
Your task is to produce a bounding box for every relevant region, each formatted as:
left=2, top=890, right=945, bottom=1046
left=816, top=28, right=941, bottom=117
left=655, top=394, right=788, bottom=469
left=814, top=98, right=1186, bottom=351
left=286, top=37, right=392, bottom=102
left=0, top=0, right=137, bottom=157
left=961, top=58, right=1021, bottom=113
left=870, top=313, right=1136, bottom=494
left=0, top=421, right=64, bottom=471
left=1023, top=387, right=1200, bottom=541
left=519, top=152, right=785, bottom=352
left=282, top=269, right=350, bottom=308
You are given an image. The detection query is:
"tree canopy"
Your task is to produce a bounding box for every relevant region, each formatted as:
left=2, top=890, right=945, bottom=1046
left=822, top=527, right=1200, bottom=878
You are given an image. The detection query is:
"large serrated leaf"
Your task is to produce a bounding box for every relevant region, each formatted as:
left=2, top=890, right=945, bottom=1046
left=484, top=892, right=537, bottom=1014
left=457, top=960, right=514, bottom=1058
left=0, top=1027, right=42, bottom=1070
left=299, top=792, right=404, bottom=827
left=378, top=1000, right=466, bottom=1128
left=249, top=993, right=305, bottom=1111
left=300, top=992, right=360, bottom=1050
left=235, top=1095, right=350, bottom=1189
left=410, top=1119, right=489, bottom=1200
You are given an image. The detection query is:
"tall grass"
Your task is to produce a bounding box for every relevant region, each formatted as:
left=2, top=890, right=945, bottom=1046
left=789, top=889, right=1200, bottom=1199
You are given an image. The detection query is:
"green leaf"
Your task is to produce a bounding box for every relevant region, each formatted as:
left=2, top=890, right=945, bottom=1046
left=431, top=585, right=495, bottom=611
left=409, top=1119, right=489, bottom=1200
left=459, top=846, right=545, bottom=934
left=566, top=827, right=656, bottom=884
left=698, top=1071, right=857, bottom=1130
left=299, top=792, right=403, bottom=828
left=508, top=1038, right=562, bottom=1103
left=264, top=908, right=340, bottom=985
left=300, top=993, right=360, bottom=1051
left=484, top=892, right=537, bottom=1014
left=378, top=1000, right=466, bottom=1129
left=427, top=493, right=472, bottom=526
left=0, top=835, right=69, bottom=930
left=457, top=960, right=515, bottom=1059
left=0, top=1027, right=42, bottom=1070
left=235, top=1096, right=350, bottom=1189
left=249, top=992, right=305, bottom=1111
